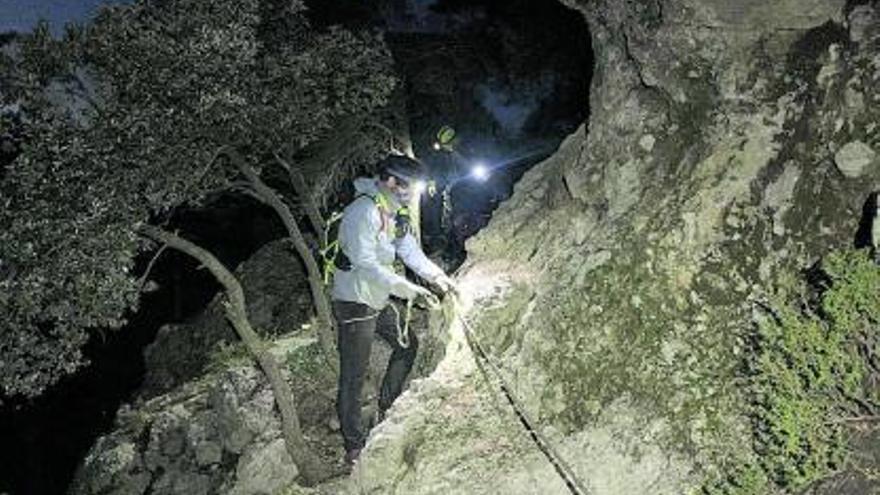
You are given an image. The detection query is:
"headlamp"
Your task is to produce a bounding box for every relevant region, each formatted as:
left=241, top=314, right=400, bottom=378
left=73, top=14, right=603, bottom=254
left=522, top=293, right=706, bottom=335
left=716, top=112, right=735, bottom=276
left=413, top=180, right=427, bottom=195
left=471, top=162, right=489, bottom=181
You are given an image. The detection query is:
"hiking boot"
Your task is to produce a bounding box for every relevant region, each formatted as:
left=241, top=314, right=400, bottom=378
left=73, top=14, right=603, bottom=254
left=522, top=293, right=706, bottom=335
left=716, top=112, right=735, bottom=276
left=344, top=448, right=361, bottom=466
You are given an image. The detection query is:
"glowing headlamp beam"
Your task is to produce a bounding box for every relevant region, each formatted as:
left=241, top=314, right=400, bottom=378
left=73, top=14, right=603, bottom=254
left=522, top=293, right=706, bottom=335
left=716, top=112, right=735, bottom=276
left=471, top=163, right=490, bottom=181
left=413, top=180, right=427, bottom=194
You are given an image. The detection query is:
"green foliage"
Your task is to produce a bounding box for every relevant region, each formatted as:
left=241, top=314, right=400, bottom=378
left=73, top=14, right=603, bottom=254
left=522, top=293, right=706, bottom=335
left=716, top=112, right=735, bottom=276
left=710, top=249, right=880, bottom=493
left=285, top=341, right=325, bottom=377
left=702, top=462, right=771, bottom=495
left=0, top=0, right=397, bottom=399
left=751, top=307, right=849, bottom=489
left=822, top=249, right=880, bottom=337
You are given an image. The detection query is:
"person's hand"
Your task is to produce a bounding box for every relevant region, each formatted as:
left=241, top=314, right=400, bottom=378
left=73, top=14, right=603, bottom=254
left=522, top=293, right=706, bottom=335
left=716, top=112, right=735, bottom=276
left=398, top=280, right=433, bottom=301
left=432, top=274, right=458, bottom=296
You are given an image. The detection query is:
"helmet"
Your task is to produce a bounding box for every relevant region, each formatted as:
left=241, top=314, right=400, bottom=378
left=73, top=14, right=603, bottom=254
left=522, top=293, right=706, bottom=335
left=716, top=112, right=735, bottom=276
left=433, top=125, right=457, bottom=152
left=436, top=125, right=456, bottom=146
left=380, top=155, right=426, bottom=185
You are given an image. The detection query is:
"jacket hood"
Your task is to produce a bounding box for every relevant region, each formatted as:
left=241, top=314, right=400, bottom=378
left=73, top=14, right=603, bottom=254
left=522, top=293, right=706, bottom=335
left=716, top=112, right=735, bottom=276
left=353, top=177, right=401, bottom=210
left=353, top=177, right=379, bottom=196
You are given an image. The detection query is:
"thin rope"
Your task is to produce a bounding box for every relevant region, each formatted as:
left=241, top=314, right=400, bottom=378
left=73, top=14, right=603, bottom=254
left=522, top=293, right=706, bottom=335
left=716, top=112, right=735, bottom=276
left=388, top=301, right=413, bottom=349
left=454, top=299, right=591, bottom=495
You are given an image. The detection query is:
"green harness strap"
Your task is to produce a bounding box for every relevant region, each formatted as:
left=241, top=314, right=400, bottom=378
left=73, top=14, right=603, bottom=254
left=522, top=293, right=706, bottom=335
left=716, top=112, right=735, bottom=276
left=320, top=192, right=409, bottom=286
left=320, top=211, right=344, bottom=286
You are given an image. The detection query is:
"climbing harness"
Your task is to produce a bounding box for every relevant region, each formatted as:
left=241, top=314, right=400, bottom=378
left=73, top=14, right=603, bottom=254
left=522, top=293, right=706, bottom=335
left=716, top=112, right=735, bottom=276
left=337, top=311, right=380, bottom=326
left=452, top=297, right=591, bottom=495
left=335, top=302, right=408, bottom=348
left=339, top=295, right=437, bottom=350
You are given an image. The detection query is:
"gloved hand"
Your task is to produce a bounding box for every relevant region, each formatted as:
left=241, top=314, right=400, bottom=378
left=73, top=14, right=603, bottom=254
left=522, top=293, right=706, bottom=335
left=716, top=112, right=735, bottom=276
left=432, top=274, right=458, bottom=296
left=396, top=280, right=433, bottom=301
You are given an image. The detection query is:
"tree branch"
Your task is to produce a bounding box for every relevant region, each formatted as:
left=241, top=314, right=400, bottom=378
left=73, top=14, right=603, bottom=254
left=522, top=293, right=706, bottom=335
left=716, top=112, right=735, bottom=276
left=224, top=149, right=338, bottom=376
left=137, top=242, right=169, bottom=292
left=137, top=224, right=324, bottom=484
left=273, top=152, right=327, bottom=245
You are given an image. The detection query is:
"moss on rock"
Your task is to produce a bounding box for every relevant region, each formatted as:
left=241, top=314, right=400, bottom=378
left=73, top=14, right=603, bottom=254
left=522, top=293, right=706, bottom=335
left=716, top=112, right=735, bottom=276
left=708, top=249, right=880, bottom=493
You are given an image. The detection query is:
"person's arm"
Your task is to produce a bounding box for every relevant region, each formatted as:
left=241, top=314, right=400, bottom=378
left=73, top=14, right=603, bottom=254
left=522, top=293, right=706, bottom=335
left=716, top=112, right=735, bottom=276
left=341, top=201, right=426, bottom=299
left=395, top=232, right=446, bottom=283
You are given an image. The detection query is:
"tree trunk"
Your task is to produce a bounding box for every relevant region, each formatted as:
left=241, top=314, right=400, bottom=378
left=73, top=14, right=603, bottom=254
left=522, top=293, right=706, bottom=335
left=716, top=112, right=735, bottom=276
left=226, top=150, right=338, bottom=376
left=137, top=225, right=324, bottom=485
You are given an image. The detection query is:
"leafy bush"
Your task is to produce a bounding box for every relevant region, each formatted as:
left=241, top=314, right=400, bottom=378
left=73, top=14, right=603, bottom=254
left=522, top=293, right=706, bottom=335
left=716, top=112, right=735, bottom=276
left=708, top=249, right=879, bottom=493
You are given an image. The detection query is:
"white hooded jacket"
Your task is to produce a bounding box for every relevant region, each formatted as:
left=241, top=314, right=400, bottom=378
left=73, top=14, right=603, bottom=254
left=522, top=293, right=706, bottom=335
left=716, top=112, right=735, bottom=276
left=331, top=178, right=445, bottom=310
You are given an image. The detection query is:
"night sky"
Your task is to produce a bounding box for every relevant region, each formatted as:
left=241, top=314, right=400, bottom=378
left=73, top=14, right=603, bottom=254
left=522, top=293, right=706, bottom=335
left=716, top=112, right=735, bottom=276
left=0, top=0, right=131, bottom=35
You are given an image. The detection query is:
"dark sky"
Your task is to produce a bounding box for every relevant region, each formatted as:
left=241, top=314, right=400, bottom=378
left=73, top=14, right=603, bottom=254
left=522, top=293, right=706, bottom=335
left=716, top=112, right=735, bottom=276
left=0, top=0, right=131, bottom=36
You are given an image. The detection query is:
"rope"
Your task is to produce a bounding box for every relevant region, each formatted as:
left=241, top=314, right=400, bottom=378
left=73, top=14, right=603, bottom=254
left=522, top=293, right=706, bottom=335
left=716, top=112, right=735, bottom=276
left=339, top=296, right=425, bottom=350
left=453, top=299, right=591, bottom=495
left=388, top=301, right=413, bottom=349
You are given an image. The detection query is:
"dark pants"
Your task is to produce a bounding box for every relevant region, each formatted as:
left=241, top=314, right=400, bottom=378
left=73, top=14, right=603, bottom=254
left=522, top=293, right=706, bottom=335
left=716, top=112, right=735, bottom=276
left=334, top=300, right=419, bottom=452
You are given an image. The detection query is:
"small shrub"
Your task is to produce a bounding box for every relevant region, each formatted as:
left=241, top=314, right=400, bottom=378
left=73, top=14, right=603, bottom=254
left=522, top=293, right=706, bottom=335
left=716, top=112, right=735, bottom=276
left=708, top=249, right=879, bottom=493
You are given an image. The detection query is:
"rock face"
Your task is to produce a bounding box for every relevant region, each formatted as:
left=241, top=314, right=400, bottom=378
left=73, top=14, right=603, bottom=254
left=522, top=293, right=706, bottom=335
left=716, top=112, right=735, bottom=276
left=340, top=1, right=880, bottom=494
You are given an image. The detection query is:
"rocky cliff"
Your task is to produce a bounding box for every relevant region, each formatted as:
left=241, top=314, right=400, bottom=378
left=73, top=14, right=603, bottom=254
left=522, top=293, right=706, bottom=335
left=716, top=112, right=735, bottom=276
left=345, top=2, right=880, bottom=494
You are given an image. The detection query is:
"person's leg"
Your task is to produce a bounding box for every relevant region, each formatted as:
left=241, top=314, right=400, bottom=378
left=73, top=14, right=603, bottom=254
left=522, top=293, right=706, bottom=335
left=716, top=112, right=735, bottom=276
left=374, top=304, right=419, bottom=415
left=334, top=301, right=378, bottom=454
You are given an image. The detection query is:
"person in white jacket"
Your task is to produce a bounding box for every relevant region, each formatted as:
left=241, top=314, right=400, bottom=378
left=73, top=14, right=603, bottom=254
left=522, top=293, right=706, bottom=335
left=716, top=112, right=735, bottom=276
left=331, top=155, right=456, bottom=464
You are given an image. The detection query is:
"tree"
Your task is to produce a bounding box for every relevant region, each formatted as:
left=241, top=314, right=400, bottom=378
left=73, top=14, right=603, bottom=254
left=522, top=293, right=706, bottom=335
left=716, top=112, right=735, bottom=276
left=0, top=0, right=395, bottom=409
left=138, top=225, right=325, bottom=482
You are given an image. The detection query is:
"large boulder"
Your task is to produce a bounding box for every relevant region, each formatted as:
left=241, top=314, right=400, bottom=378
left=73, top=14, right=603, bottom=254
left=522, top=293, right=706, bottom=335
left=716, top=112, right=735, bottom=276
left=140, top=240, right=313, bottom=397
left=71, top=365, right=299, bottom=495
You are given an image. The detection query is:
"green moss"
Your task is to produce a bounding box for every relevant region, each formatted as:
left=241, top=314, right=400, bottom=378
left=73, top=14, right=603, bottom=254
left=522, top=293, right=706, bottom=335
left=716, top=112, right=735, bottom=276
left=709, top=248, right=880, bottom=493
left=702, top=462, right=771, bottom=495
left=519, top=229, right=743, bottom=451
left=285, top=341, right=326, bottom=377
left=822, top=250, right=880, bottom=338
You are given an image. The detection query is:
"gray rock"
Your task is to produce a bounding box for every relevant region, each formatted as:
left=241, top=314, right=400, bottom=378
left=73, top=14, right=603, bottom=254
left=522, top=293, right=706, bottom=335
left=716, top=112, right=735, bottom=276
left=762, top=162, right=801, bottom=236
left=194, top=441, right=223, bottom=467
left=230, top=439, right=298, bottom=495
left=71, top=438, right=150, bottom=495
left=835, top=140, right=876, bottom=178
left=72, top=360, right=299, bottom=495
left=699, top=0, right=845, bottom=30
left=849, top=5, right=879, bottom=44
left=141, top=240, right=312, bottom=397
